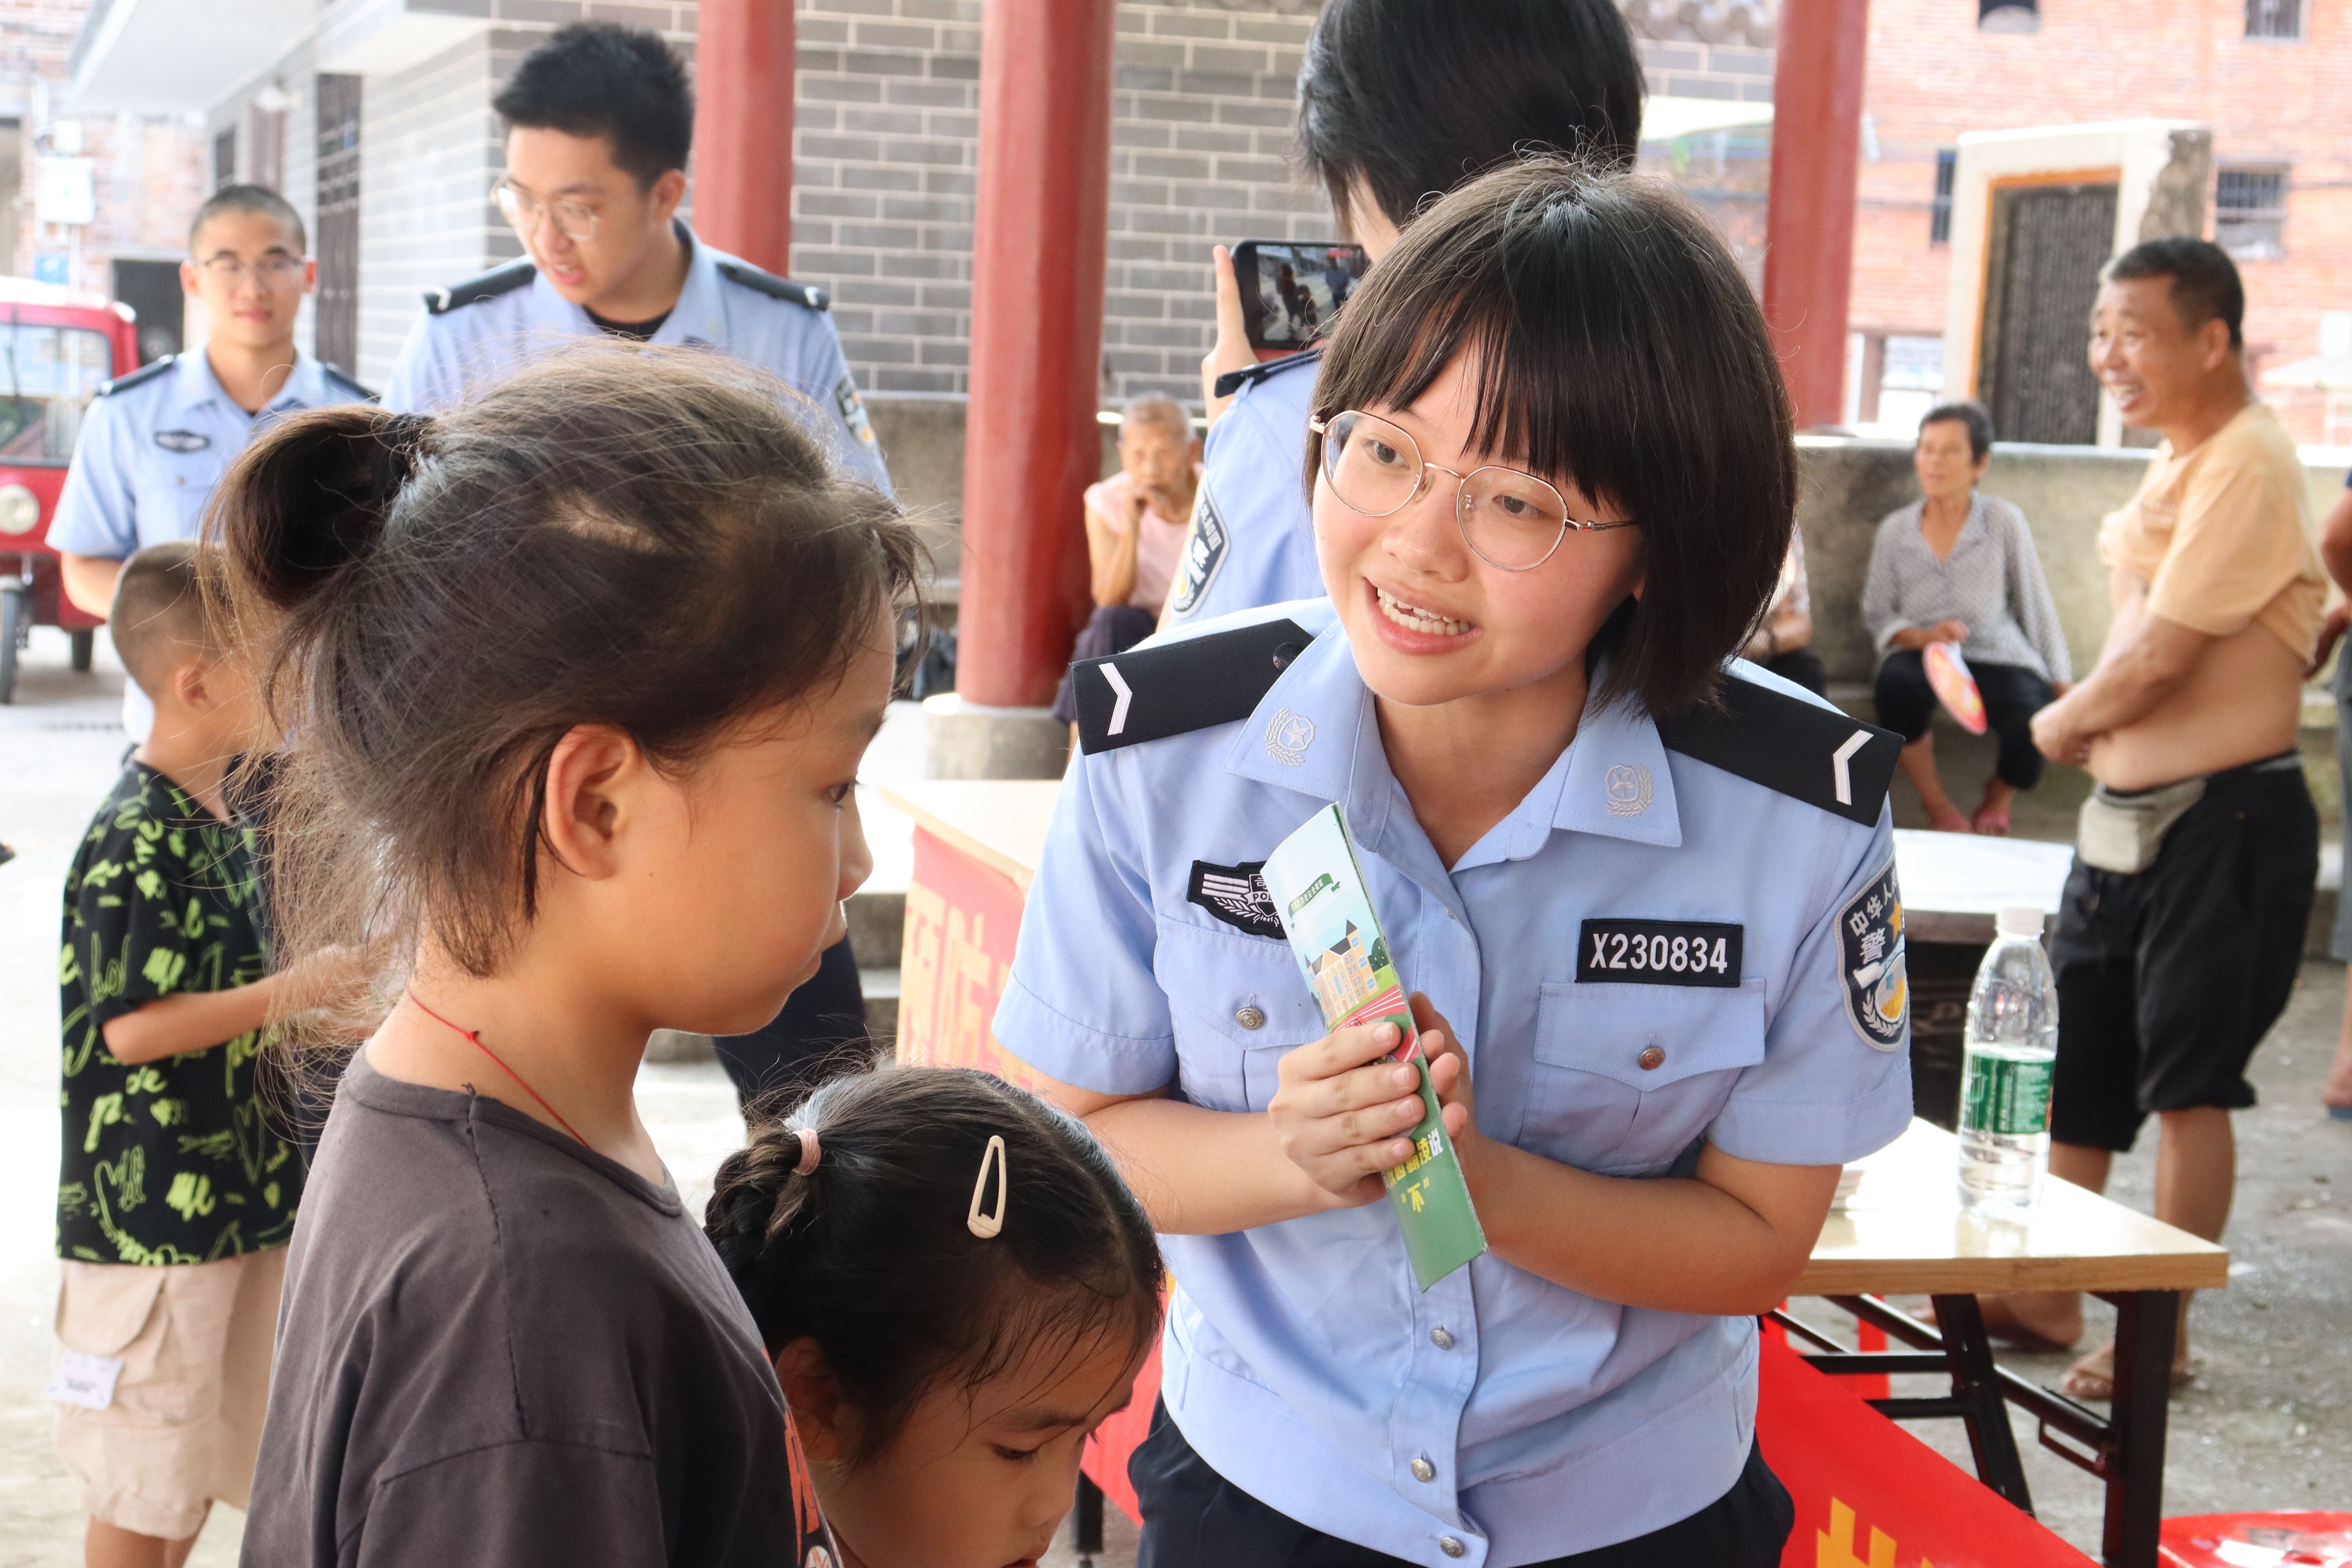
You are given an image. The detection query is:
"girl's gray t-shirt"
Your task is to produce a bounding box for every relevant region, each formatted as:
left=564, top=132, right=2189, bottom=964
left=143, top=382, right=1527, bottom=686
left=243, top=1053, right=825, bottom=1568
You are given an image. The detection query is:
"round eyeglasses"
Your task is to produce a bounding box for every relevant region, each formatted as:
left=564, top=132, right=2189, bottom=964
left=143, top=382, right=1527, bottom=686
left=196, top=254, right=307, bottom=287
left=492, top=179, right=599, bottom=243
left=1307, top=410, right=1637, bottom=572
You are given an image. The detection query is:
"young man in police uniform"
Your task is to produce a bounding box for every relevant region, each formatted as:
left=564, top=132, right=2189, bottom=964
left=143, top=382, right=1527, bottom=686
left=1161, top=0, right=1644, bottom=630
left=53, top=185, right=373, bottom=743
left=388, top=21, right=881, bottom=1095
left=381, top=22, right=890, bottom=496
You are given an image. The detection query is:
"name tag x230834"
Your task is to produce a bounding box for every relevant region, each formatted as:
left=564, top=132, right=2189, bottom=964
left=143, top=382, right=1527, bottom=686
left=1576, top=918, right=1744, bottom=987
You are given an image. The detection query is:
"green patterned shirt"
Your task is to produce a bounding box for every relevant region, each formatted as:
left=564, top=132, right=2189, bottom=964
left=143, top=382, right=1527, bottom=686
left=57, top=762, right=303, bottom=1264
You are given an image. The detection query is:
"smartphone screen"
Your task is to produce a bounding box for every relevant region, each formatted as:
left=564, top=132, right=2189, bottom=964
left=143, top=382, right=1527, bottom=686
left=1233, top=240, right=1370, bottom=352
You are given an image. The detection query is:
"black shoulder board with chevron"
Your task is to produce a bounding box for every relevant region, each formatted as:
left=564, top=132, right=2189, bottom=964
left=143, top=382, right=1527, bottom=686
left=1212, top=347, right=1321, bottom=401
left=1073, top=618, right=1314, bottom=756
left=715, top=259, right=828, bottom=311
left=1653, top=674, right=1903, bottom=828
left=97, top=355, right=175, bottom=397
left=424, top=257, right=536, bottom=316
left=322, top=364, right=378, bottom=402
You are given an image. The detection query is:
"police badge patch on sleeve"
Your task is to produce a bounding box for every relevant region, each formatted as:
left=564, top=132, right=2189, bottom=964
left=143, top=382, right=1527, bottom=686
left=1166, top=487, right=1228, bottom=619
left=1187, top=859, right=1284, bottom=939
left=1838, top=859, right=1908, bottom=1051
left=831, top=374, right=878, bottom=450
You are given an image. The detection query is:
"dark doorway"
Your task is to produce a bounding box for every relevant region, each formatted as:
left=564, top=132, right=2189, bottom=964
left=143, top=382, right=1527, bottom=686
left=314, top=74, right=362, bottom=377
left=1977, top=180, right=2117, bottom=446
left=112, top=260, right=183, bottom=364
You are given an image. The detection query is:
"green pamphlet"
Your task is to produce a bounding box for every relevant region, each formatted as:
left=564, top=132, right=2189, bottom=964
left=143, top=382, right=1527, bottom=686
left=1259, top=803, right=1488, bottom=1290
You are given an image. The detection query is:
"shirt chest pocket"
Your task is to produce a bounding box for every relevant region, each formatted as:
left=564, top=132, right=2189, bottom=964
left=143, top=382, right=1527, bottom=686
left=1152, top=919, right=1324, bottom=1114
left=1521, top=982, right=1768, bottom=1174
left=133, top=460, right=217, bottom=537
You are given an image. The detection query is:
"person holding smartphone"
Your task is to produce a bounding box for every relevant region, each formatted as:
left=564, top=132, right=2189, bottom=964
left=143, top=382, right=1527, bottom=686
left=1006, top=160, right=1911, bottom=1568
left=1161, top=0, right=1644, bottom=628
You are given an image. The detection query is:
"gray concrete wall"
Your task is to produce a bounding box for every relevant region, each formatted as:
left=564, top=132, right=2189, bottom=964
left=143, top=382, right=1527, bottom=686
left=1797, top=435, right=2352, bottom=688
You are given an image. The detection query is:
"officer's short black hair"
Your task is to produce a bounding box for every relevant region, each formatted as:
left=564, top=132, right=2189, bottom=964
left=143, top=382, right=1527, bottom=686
left=189, top=185, right=306, bottom=255
left=1311, top=157, right=1793, bottom=718
left=1296, top=0, right=1644, bottom=237
left=1919, top=399, right=1995, bottom=463
left=2102, top=237, right=2245, bottom=349
left=494, top=22, right=693, bottom=187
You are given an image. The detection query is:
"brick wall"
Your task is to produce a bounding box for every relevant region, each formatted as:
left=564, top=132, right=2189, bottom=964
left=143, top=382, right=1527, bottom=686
left=789, top=0, right=1331, bottom=404
left=1853, top=0, right=2352, bottom=443
left=1, top=0, right=203, bottom=302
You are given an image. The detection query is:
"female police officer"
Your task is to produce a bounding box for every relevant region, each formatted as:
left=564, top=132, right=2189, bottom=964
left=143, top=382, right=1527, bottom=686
left=994, top=161, right=1914, bottom=1568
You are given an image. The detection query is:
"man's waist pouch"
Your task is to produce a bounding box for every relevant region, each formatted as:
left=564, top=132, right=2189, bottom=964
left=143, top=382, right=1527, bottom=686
left=2077, top=751, right=2301, bottom=875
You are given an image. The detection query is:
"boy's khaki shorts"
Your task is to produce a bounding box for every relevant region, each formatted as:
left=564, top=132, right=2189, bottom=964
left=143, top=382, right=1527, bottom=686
left=53, top=1247, right=286, bottom=1541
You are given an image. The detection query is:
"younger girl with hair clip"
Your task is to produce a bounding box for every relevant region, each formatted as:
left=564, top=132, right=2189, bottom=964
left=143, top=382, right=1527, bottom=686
left=706, top=1065, right=1163, bottom=1568
left=209, top=349, right=921, bottom=1566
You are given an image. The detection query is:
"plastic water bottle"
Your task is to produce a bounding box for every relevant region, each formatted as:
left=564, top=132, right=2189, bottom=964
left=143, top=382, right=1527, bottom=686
left=1957, top=905, right=2059, bottom=1214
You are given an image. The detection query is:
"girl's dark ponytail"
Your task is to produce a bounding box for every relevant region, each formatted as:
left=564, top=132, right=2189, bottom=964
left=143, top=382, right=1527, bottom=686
left=707, top=1068, right=1162, bottom=1463
left=210, top=405, right=432, bottom=616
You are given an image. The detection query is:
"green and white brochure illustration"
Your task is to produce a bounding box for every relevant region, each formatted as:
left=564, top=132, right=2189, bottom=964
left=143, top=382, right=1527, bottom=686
left=1259, top=804, right=1488, bottom=1290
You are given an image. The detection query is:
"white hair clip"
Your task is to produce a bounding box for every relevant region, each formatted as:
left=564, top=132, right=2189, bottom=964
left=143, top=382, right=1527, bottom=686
left=967, top=1134, right=1008, bottom=1240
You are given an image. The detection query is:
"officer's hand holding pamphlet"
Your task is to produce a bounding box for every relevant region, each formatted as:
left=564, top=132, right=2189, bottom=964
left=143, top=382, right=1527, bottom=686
left=1261, top=804, right=1486, bottom=1290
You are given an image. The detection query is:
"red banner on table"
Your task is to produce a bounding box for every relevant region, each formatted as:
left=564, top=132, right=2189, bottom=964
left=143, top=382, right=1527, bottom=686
left=895, top=827, right=1034, bottom=1088
left=1759, top=1335, right=2093, bottom=1567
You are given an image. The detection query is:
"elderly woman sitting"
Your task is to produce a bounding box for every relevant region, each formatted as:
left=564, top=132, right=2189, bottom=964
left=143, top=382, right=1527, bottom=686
left=1863, top=401, right=2072, bottom=835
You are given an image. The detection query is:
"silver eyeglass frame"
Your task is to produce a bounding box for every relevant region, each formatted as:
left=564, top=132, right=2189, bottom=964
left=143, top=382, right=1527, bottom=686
left=1307, top=411, right=1637, bottom=572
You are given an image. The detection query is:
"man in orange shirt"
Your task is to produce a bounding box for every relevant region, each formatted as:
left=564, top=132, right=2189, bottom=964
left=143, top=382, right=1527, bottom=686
left=2009, top=240, right=2322, bottom=1397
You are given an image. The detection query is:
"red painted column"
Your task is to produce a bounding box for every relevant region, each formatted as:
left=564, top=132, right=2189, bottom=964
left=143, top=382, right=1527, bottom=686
left=957, top=0, right=1118, bottom=709
left=690, top=0, right=794, bottom=273
left=1762, top=0, right=1871, bottom=430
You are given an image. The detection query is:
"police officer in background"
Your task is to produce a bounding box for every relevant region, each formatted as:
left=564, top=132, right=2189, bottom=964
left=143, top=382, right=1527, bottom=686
left=388, top=22, right=886, bottom=1105
left=1163, top=0, right=1644, bottom=630
left=54, top=185, right=373, bottom=742
left=383, top=22, right=890, bottom=496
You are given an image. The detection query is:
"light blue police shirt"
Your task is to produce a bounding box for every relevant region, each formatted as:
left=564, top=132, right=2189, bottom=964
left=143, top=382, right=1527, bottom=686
left=381, top=221, right=892, bottom=495
left=1163, top=352, right=1322, bottom=625
left=995, top=597, right=1914, bottom=1568
left=49, top=348, right=372, bottom=740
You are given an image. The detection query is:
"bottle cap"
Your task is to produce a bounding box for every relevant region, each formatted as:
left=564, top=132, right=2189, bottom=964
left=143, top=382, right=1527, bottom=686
left=1997, top=904, right=2045, bottom=937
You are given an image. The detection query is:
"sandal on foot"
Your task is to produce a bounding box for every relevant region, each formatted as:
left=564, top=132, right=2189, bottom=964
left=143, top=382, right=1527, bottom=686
left=1972, top=806, right=2012, bottom=836
left=1976, top=1295, right=2079, bottom=1354
left=2058, top=1345, right=2195, bottom=1403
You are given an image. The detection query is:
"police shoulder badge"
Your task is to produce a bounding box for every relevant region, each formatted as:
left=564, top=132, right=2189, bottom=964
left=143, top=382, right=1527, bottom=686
left=1166, top=486, right=1227, bottom=619
left=1187, top=859, right=1284, bottom=939
left=830, top=374, right=878, bottom=450
left=1838, top=858, right=1907, bottom=1051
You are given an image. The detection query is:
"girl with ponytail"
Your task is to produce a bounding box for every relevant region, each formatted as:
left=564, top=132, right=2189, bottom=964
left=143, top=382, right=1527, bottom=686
left=705, top=1066, right=1162, bottom=1568
left=213, top=347, right=922, bottom=1567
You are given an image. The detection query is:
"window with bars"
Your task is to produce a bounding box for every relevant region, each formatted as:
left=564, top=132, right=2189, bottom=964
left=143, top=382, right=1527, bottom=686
left=2216, top=167, right=2288, bottom=258
left=1930, top=150, right=1956, bottom=245
left=2245, top=0, right=2301, bottom=39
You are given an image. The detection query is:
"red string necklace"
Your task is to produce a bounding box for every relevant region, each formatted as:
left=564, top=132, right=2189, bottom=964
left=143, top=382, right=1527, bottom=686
left=405, top=989, right=590, bottom=1147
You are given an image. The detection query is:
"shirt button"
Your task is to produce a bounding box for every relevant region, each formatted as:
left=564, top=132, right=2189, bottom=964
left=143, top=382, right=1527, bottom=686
left=1411, top=1455, right=1436, bottom=1482
left=1234, top=1006, right=1267, bottom=1031
left=1638, top=1045, right=1667, bottom=1071
left=1430, top=1327, right=1455, bottom=1350
left=1439, top=1537, right=1467, bottom=1558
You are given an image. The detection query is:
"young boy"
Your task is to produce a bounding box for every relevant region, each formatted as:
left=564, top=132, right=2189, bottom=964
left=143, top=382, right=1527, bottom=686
left=54, top=541, right=307, bottom=1568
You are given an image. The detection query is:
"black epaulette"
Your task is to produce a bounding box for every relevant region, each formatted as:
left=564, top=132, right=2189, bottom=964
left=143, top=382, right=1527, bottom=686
left=423, top=258, right=536, bottom=316
left=1072, top=617, right=1314, bottom=756
left=715, top=259, right=828, bottom=311
left=322, top=364, right=378, bottom=403
left=96, top=355, right=174, bottom=397
left=1212, top=347, right=1321, bottom=401
left=1654, top=673, right=1904, bottom=828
